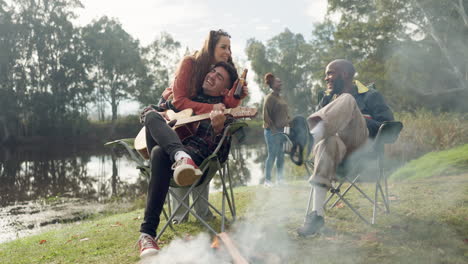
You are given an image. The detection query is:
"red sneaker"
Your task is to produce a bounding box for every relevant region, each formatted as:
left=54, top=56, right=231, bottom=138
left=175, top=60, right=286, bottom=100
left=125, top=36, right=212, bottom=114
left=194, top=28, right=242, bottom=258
left=172, top=157, right=203, bottom=186
left=138, top=234, right=160, bottom=258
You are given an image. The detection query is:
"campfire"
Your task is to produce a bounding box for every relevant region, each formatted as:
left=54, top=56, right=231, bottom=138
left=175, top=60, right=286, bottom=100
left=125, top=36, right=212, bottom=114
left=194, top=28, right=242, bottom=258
left=211, top=232, right=282, bottom=264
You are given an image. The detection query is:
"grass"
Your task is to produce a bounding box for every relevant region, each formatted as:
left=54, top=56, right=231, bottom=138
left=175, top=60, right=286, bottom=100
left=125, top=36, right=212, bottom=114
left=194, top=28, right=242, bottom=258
left=390, top=143, right=468, bottom=181
left=1, top=173, right=467, bottom=264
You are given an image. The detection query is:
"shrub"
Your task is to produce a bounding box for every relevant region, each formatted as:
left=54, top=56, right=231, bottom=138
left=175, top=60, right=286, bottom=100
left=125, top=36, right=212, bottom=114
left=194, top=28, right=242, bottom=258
left=387, top=109, right=468, bottom=161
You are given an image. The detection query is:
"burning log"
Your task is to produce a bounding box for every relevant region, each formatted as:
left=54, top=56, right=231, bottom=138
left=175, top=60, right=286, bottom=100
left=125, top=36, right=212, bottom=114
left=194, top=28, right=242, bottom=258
left=212, top=232, right=249, bottom=264
left=211, top=232, right=283, bottom=263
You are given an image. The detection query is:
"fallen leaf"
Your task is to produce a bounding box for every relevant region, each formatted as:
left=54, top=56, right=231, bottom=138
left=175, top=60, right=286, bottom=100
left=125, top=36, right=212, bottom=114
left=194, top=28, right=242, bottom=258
left=110, top=222, right=123, bottom=227
left=336, top=202, right=345, bottom=208
left=463, top=239, right=468, bottom=244
left=80, top=238, right=89, bottom=242
left=388, top=195, right=398, bottom=201
left=39, top=240, right=47, bottom=245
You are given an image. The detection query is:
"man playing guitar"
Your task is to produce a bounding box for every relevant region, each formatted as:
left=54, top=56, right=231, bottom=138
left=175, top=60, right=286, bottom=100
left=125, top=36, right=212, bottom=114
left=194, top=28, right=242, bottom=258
left=137, top=61, right=245, bottom=257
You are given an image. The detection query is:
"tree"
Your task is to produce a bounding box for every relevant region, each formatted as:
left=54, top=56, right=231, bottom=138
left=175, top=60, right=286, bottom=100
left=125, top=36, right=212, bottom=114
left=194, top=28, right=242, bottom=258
left=313, top=0, right=468, bottom=111
left=1, top=0, right=93, bottom=138
left=0, top=0, right=21, bottom=142
left=136, top=32, right=182, bottom=106
left=246, top=28, right=315, bottom=115
left=83, top=16, right=147, bottom=122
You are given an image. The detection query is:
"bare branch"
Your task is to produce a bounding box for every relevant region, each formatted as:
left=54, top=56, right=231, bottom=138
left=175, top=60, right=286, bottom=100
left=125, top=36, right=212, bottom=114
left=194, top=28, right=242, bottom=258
left=452, top=0, right=468, bottom=28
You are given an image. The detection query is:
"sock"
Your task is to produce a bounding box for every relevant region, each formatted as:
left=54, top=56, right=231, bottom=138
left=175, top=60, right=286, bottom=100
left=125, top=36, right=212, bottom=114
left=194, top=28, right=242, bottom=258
left=312, top=185, right=328, bottom=217
left=174, top=151, right=191, bottom=161
left=310, top=120, right=325, bottom=143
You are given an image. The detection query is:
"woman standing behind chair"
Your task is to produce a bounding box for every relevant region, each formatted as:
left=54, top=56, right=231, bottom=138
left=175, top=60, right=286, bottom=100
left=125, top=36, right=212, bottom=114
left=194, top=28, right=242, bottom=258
left=263, top=73, right=290, bottom=186
left=159, top=29, right=248, bottom=114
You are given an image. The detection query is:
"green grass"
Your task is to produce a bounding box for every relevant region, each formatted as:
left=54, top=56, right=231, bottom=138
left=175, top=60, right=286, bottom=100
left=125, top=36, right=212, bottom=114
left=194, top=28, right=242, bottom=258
left=390, top=143, right=468, bottom=181
left=1, top=174, right=467, bottom=264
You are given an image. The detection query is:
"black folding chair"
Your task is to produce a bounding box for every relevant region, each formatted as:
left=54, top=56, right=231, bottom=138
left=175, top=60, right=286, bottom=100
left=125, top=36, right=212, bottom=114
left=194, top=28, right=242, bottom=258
left=105, top=121, right=247, bottom=240
left=303, top=121, right=403, bottom=225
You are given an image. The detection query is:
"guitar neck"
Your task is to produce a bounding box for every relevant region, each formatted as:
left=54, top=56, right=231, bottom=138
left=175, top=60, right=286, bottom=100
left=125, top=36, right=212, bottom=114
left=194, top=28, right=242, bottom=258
left=175, top=109, right=233, bottom=127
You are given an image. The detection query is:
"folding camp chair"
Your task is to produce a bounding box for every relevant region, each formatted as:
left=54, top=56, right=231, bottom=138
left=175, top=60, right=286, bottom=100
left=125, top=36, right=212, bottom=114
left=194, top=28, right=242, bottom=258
left=105, top=121, right=247, bottom=241
left=303, top=121, right=403, bottom=225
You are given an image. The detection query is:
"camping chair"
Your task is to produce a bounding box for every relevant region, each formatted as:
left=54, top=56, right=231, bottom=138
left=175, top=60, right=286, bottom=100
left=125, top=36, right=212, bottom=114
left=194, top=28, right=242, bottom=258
left=303, top=121, right=403, bottom=225
left=105, top=121, right=247, bottom=241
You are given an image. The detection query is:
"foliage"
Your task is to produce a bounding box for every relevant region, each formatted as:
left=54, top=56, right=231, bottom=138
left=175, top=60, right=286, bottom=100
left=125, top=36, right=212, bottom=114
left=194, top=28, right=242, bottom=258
left=137, top=32, right=182, bottom=106
left=82, top=16, right=146, bottom=122
left=324, top=0, right=468, bottom=111
left=246, top=29, right=315, bottom=115
left=0, top=1, right=180, bottom=142
left=245, top=0, right=468, bottom=115
left=387, top=109, right=468, bottom=160
left=0, top=0, right=93, bottom=139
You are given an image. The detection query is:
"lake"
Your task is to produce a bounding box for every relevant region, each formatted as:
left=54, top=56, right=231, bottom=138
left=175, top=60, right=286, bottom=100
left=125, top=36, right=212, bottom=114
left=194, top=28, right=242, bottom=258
left=0, top=142, right=268, bottom=243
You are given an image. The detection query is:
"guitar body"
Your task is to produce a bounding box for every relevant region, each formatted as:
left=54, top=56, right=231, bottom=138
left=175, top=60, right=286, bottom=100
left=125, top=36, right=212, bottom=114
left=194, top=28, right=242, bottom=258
left=134, top=107, right=257, bottom=160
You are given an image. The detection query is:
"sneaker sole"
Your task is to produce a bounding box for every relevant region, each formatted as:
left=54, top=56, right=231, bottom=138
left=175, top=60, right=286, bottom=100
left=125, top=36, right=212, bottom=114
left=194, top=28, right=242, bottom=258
left=174, top=165, right=202, bottom=186
left=140, top=248, right=159, bottom=258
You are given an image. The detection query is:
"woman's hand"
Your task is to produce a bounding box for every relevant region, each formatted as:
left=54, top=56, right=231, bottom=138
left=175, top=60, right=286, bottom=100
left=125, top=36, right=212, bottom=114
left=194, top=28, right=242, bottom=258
left=210, top=110, right=226, bottom=134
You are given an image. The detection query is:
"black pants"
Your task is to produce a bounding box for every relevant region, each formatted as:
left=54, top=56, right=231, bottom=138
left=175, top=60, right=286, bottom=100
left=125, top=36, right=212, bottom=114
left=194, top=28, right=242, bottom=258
left=139, top=112, right=202, bottom=237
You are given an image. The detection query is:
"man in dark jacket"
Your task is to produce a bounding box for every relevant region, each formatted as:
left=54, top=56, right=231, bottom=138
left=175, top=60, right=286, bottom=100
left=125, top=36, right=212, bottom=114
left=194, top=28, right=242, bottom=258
left=137, top=62, right=238, bottom=257
left=297, top=59, right=393, bottom=236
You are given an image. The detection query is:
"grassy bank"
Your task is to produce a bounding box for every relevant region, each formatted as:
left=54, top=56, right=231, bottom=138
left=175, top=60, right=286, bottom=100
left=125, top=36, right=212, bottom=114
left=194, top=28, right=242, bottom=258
left=1, top=173, right=467, bottom=263
left=391, top=143, right=468, bottom=181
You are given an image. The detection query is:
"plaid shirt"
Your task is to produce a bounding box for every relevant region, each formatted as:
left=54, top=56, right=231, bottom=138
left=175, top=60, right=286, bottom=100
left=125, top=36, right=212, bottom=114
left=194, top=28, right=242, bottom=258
left=179, top=93, right=235, bottom=164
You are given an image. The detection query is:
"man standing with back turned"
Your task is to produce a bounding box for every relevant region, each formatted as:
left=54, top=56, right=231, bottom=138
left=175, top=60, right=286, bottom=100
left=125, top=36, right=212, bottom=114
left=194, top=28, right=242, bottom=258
left=297, top=59, right=394, bottom=236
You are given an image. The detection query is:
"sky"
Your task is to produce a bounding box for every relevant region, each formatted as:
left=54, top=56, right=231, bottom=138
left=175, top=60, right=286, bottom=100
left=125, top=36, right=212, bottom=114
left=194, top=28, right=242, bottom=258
left=73, top=0, right=330, bottom=114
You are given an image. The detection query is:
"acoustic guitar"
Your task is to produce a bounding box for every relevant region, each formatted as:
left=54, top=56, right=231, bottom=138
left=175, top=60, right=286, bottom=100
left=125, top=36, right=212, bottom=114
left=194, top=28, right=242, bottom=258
left=134, top=107, right=257, bottom=159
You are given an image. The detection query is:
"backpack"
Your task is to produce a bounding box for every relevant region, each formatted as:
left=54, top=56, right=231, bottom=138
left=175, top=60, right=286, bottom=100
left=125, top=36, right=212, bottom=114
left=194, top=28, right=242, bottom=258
left=288, top=116, right=313, bottom=166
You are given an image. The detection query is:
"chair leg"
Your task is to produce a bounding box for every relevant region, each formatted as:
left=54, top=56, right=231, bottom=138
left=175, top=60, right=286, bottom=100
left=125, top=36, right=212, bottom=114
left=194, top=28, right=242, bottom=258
left=335, top=191, right=370, bottom=225
left=325, top=181, right=345, bottom=209
left=217, top=161, right=236, bottom=228
left=383, top=162, right=390, bottom=213
left=161, top=208, right=175, bottom=232
left=372, top=156, right=390, bottom=224
left=226, top=162, right=237, bottom=219
left=156, top=182, right=197, bottom=242
left=345, top=176, right=378, bottom=207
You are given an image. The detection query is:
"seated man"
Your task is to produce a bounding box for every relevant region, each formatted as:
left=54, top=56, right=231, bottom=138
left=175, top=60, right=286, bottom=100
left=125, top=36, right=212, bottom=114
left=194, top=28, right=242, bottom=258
left=137, top=62, right=238, bottom=257
left=297, top=59, right=394, bottom=236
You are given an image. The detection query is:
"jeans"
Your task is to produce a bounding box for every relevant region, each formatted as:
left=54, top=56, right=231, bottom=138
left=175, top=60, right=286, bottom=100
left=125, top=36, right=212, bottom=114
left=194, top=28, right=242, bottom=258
left=264, top=128, right=285, bottom=182
left=140, top=111, right=203, bottom=237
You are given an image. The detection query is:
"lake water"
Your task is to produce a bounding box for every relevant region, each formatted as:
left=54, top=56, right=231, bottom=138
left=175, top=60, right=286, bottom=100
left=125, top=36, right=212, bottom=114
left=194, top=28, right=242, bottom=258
left=0, top=143, right=267, bottom=243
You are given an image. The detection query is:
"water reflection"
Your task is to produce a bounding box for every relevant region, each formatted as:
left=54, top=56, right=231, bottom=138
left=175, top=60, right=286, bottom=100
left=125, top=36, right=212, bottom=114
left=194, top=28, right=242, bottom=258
left=0, top=146, right=145, bottom=207
left=0, top=143, right=266, bottom=242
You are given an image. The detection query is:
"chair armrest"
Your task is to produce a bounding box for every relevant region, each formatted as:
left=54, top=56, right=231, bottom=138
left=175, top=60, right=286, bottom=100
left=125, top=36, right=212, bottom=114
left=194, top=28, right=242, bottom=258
left=105, top=138, right=147, bottom=167
left=212, top=122, right=248, bottom=155
left=372, top=121, right=403, bottom=152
